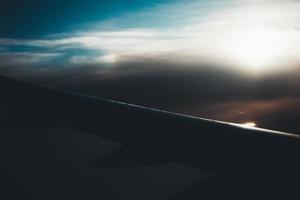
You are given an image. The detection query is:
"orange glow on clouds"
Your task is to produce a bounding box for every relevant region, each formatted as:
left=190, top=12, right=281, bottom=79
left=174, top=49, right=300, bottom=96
left=242, top=122, right=257, bottom=127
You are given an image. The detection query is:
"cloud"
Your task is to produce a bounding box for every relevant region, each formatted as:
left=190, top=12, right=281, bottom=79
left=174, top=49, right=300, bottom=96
left=1, top=0, right=300, bottom=73
left=0, top=52, right=62, bottom=65
left=16, top=58, right=298, bottom=106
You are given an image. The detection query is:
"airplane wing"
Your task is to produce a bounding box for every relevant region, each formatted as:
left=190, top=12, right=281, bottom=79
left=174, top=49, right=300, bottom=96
left=1, top=75, right=300, bottom=199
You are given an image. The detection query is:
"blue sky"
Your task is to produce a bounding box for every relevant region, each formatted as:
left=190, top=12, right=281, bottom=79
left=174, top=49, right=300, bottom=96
left=0, top=0, right=177, bottom=38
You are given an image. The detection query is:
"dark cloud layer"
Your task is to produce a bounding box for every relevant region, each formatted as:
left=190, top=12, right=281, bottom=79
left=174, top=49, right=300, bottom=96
left=1, top=59, right=299, bottom=133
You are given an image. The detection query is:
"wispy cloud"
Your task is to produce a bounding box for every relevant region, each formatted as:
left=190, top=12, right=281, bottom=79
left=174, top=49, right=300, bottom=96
left=0, top=52, right=62, bottom=65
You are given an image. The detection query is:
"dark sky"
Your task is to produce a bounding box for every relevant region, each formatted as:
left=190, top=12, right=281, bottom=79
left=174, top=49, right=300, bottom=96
left=0, top=0, right=300, bottom=133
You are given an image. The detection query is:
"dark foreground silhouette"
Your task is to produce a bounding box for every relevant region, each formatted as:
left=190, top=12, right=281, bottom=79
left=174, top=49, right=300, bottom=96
left=1, top=75, right=300, bottom=200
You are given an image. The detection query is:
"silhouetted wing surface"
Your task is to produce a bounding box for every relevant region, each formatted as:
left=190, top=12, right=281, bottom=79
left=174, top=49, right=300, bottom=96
left=1, top=76, right=300, bottom=174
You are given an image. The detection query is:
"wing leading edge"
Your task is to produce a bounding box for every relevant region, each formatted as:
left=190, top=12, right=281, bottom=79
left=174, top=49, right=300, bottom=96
left=1, top=75, right=300, bottom=174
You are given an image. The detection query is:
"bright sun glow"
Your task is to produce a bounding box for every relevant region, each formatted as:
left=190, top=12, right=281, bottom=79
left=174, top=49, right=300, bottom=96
left=230, top=29, right=283, bottom=71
